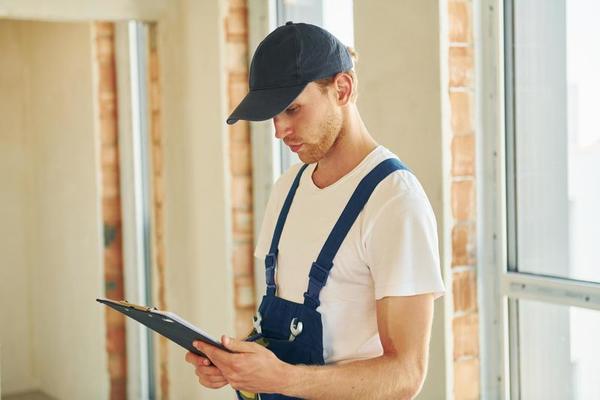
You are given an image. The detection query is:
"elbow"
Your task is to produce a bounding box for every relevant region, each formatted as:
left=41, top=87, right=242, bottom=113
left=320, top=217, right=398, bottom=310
left=411, top=363, right=428, bottom=400
left=390, top=384, right=421, bottom=400
left=398, top=375, right=426, bottom=400
left=393, top=357, right=427, bottom=400
left=407, top=374, right=426, bottom=400
left=399, top=376, right=426, bottom=400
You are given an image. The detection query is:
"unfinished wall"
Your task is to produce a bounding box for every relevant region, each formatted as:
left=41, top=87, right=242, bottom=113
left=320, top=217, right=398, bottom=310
left=25, top=20, right=108, bottom=399
left=354, top=1, right=451, bottom=399
left=0, top=19, right=109, bottom=398
left=0, top=18, right=37, bottom=395
left=224, top=0, right=257, bottom=339
left=93, top=21, right=129, bottom=400
left=158, top=0, right=236, bottom=398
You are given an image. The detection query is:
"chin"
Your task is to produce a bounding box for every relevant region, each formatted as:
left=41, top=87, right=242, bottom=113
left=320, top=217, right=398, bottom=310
left=297, top=153, right=313, bottom=164
left=299, top=153, right=323, bottom=164
left=298, top=145, right=330, bottom=164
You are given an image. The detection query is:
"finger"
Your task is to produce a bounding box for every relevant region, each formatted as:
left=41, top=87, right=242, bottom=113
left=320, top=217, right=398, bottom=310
left=207, top=378, right=228, bottom=387
left=198, top=373, right=228, bottom=387
left=221, top=335, right=258, bottom=353
left=185, top=352, right=210, bottom=367
left=185, top=352, right=203, bottom=365
left=198, top=376, right=228, bottom=389
left=195, top=365, right=225, bottom=378
left=204, top=373, right=228, bottom=384
left=194, top=341, right=229, bottom=366
left=194, top=341, right=217, bottom=358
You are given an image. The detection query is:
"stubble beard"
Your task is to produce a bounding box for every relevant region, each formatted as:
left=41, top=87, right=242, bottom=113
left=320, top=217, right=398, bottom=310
left=298, top=107, right=343, bottom=164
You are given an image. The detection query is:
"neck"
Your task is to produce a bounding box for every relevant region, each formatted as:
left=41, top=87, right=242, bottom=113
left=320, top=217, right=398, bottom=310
left=312, top=107, right=378, bottom=189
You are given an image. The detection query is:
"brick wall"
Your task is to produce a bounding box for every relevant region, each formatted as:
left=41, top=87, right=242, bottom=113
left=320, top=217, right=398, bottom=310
left=148, top=24, right=170, bottom=400
left=93, top=21, right=128, bottom=400
left=94, top=22, right=170, bottom=399
left=448, top=1, right=480, bottom=399
left=225, top=0, right=257, bottom=338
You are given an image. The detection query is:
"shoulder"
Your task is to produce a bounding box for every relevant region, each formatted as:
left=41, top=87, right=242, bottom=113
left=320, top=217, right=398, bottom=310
left=363, top=156, right=434, bottom=226
left=372, top=156, right=429, bottom=204
left=364, top=147, right=427, bottom=201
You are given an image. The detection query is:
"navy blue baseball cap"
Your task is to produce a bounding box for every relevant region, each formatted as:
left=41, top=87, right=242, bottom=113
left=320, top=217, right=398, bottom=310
left=226, top=22, right=353, bottom=125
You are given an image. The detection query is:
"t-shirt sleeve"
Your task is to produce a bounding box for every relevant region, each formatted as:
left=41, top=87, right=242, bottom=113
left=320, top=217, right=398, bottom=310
left=364, top=191, right=446, bottom=300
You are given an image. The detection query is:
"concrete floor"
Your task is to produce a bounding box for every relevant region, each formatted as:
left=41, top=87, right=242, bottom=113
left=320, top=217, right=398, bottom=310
left=2, top=391, right=55, bottom=400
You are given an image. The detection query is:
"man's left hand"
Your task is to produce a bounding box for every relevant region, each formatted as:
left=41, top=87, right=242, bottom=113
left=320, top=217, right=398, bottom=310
left=194, top=336, right=291, bottom=394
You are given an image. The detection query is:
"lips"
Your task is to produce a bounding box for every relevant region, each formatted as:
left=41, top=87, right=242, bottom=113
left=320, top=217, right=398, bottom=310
left=289, top=143, right=303, bottom=152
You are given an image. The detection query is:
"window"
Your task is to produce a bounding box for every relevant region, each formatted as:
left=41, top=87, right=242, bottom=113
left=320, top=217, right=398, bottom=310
left=481, top=1, right=600, bottom=399
left=508, top=0, right=600, bottom=284
left=275, top=0, right=355, bottom=173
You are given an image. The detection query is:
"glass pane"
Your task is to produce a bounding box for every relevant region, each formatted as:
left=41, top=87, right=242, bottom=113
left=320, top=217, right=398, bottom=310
left=277, top=0, right=323, bottom=27
left=512, top=0, right=600, bottom=282
left=517, top=299, right=600, bottom=399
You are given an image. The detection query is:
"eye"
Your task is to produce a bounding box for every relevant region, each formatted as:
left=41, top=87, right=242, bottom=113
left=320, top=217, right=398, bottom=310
left=286, top=105, right=299, bottom=114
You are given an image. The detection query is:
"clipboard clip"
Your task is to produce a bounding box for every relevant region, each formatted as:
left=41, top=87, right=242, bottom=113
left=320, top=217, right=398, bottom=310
left=118, top=300, right=158, bottom=313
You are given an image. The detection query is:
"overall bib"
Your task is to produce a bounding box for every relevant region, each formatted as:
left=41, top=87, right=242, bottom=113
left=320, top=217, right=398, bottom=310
left=237, top=158, right=408, bottom=400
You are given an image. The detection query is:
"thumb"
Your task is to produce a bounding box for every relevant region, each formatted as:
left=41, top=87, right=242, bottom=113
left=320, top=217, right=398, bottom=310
left=222, top=335, right=257, bottom=353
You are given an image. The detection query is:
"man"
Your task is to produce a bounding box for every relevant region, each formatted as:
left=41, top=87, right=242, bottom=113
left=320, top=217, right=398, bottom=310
left=185, top=22, right=445, bottom=399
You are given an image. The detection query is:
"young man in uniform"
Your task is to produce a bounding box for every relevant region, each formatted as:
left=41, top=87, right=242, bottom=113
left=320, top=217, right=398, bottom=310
left=185, top=22, right=445, bottom=399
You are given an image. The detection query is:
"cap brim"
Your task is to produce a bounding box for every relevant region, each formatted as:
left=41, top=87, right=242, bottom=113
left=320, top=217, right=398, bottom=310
left=226, top=82, right=308, bottom=125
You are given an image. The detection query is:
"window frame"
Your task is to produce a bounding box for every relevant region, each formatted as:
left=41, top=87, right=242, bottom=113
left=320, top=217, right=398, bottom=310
left=480, top=1, right=600, bottom=399
left=115, top=21, right=157, bottom=399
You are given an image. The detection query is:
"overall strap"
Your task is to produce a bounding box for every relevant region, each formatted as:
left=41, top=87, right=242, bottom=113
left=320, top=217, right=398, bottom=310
left=265, top=163, right=310, bottom=297
left=303, top=158, right=409, bottom=309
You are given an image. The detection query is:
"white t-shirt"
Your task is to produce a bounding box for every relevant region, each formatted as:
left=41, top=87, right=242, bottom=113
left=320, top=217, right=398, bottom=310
left=254, top=145, right=445, bottom=364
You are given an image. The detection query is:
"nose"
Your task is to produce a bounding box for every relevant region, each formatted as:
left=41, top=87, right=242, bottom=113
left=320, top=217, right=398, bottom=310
left=273, top=115, right=291, bottom=139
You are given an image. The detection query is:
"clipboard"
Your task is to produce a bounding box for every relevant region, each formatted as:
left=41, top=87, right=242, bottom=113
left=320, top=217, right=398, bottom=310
left=97, top=298, right=232, bottom=357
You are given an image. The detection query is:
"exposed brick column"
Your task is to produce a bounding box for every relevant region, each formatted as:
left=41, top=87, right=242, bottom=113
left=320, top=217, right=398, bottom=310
left=93, top=21, right=128, bottom=400
left=148, top=24, right=170, bottom=400
left=448, top=1, right=480, bottom=399
left=225, top=0, right=257, bottom=338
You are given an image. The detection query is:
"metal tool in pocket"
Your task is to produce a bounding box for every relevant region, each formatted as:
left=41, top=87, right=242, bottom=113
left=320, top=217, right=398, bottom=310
left=253, top=311, right=262, bottom=334
left=288, top=317, right=303, bottom=342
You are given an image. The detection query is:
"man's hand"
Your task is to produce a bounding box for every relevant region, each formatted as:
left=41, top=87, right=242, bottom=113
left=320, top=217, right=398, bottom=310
left=185, top=350, right=229, bottom=389
left=193, top=335, right=291, bottom=394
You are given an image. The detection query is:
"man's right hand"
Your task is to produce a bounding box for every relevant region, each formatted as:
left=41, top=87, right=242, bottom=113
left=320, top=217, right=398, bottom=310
left=185, top=351, right=229, bottom=389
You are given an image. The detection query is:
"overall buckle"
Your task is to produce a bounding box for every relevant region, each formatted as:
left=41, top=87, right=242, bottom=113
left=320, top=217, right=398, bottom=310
left=308, top=261, right=329, bottom=285
left=303, top=261, right=332, bottom=308
left=264, top=252, right=277, bottom=287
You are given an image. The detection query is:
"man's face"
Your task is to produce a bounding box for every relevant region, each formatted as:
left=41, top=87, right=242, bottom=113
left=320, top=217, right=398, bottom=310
left=272, top=82, right=343, bottom=164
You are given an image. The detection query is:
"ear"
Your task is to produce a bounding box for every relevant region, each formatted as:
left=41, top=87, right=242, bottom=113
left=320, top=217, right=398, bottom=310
left=333, top=72, right=354, bottom=106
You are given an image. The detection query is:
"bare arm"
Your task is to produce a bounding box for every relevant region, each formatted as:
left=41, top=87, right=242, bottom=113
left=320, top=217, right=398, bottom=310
left=280, top=293, right=434, bottom=400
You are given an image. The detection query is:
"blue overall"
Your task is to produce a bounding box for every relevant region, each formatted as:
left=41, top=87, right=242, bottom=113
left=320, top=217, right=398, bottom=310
left=237, top=158, right=408, bottom=400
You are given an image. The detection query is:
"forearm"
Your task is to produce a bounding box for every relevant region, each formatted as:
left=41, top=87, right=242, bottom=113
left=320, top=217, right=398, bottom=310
left=279, top=354, right=424, bottom=400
